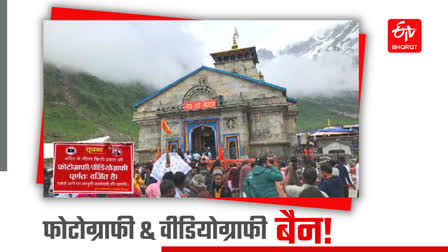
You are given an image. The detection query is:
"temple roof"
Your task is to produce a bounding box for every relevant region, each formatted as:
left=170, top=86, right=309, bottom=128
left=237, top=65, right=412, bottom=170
left=210, top=46, right=259, bottom=64
left=308, top=127, right=358, bottom=136
left=133, top=65, right=294, bottom=107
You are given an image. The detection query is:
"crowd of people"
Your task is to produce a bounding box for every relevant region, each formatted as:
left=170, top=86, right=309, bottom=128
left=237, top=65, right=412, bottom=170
left=131, top=154, right=358, bottom=198
left=44, top=151, right=358, bottom=198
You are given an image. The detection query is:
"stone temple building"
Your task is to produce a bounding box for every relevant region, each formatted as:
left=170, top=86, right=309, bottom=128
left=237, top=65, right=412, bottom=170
left=133, top=32, right=298, bottom=162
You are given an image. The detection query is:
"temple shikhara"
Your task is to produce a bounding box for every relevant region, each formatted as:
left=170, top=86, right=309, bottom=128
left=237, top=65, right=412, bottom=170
left=132, top=30, right=298, bottom=162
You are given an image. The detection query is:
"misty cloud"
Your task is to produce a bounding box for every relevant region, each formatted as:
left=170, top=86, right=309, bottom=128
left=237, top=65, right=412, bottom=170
left=44, top=21, right=207, bottom=87
left=259, top=52, right=358, bottom=97
left=44, top=21, right=358, bottom=96
left=257, top=48, right=275, bottom=60
left=257, top=20, right=359, bottom=97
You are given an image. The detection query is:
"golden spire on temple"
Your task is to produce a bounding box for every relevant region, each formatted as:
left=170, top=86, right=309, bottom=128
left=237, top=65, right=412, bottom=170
left=232, top=26, right=239, bottom=49
left=328, top=118, right=331, bottom=127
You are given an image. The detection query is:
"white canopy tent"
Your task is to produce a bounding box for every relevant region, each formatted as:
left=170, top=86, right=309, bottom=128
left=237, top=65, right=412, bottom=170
left=43, top=136, right=111, bottom=159
left=151, top=152, right=191, bottom=182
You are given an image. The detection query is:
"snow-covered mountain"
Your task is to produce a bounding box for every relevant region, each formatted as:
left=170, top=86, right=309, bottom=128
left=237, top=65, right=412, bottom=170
left=259, top=20, right=359, bottom=64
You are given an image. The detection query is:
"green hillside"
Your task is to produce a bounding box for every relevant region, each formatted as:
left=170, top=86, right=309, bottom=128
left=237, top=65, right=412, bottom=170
left=295, top=92, right=359, bottom=132
left=44, top=64, right=358, bottom=143
left=44, top=64, right=153, bottom=143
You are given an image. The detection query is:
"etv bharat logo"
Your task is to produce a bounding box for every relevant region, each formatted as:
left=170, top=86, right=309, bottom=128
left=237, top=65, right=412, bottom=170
left=388, top=19, right=421, bottom=53
left=392, top=21, right=416, bottom=42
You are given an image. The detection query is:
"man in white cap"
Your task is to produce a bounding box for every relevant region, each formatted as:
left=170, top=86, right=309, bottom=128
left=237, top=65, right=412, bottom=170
left=192, top=174, right=212, bottom=198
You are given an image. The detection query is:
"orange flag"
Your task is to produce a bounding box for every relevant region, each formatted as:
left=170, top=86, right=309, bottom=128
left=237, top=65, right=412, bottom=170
left=218, top=144, right=224, bottom=160
left=161, top=119, right=173, bottom=136
left=156, top=147, right=161, bottom=161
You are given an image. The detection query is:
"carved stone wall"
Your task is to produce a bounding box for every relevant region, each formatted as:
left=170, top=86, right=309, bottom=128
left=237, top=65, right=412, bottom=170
left=133, top=68, right=298, bottom=163
left=214, top=60, right=260, bottom=80
left=135, top=68, right=284, bottom=114
left=183, top=83, right=217, bottom=103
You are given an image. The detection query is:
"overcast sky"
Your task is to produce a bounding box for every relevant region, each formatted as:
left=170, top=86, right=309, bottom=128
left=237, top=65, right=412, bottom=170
left=44, top=20, right=357, bottom=96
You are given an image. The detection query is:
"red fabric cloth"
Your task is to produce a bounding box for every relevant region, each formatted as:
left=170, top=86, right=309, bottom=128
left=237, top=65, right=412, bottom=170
left=196, top=187, right=212, bottom=198
left=239, top=164, right=252, bottom=192
left=228, top=167, right=239, bottom=189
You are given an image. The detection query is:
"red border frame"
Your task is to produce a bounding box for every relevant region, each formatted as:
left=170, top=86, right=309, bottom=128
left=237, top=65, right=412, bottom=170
left=163, top=247, right=448, bottom=252
left=38, top=7, right=365, bottom=211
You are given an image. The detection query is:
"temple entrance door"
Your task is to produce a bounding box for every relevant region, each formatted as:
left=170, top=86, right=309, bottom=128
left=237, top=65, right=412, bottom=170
left=229, top=141, right=237, bottom=159
left=191, top=126, right=216, bottom=155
